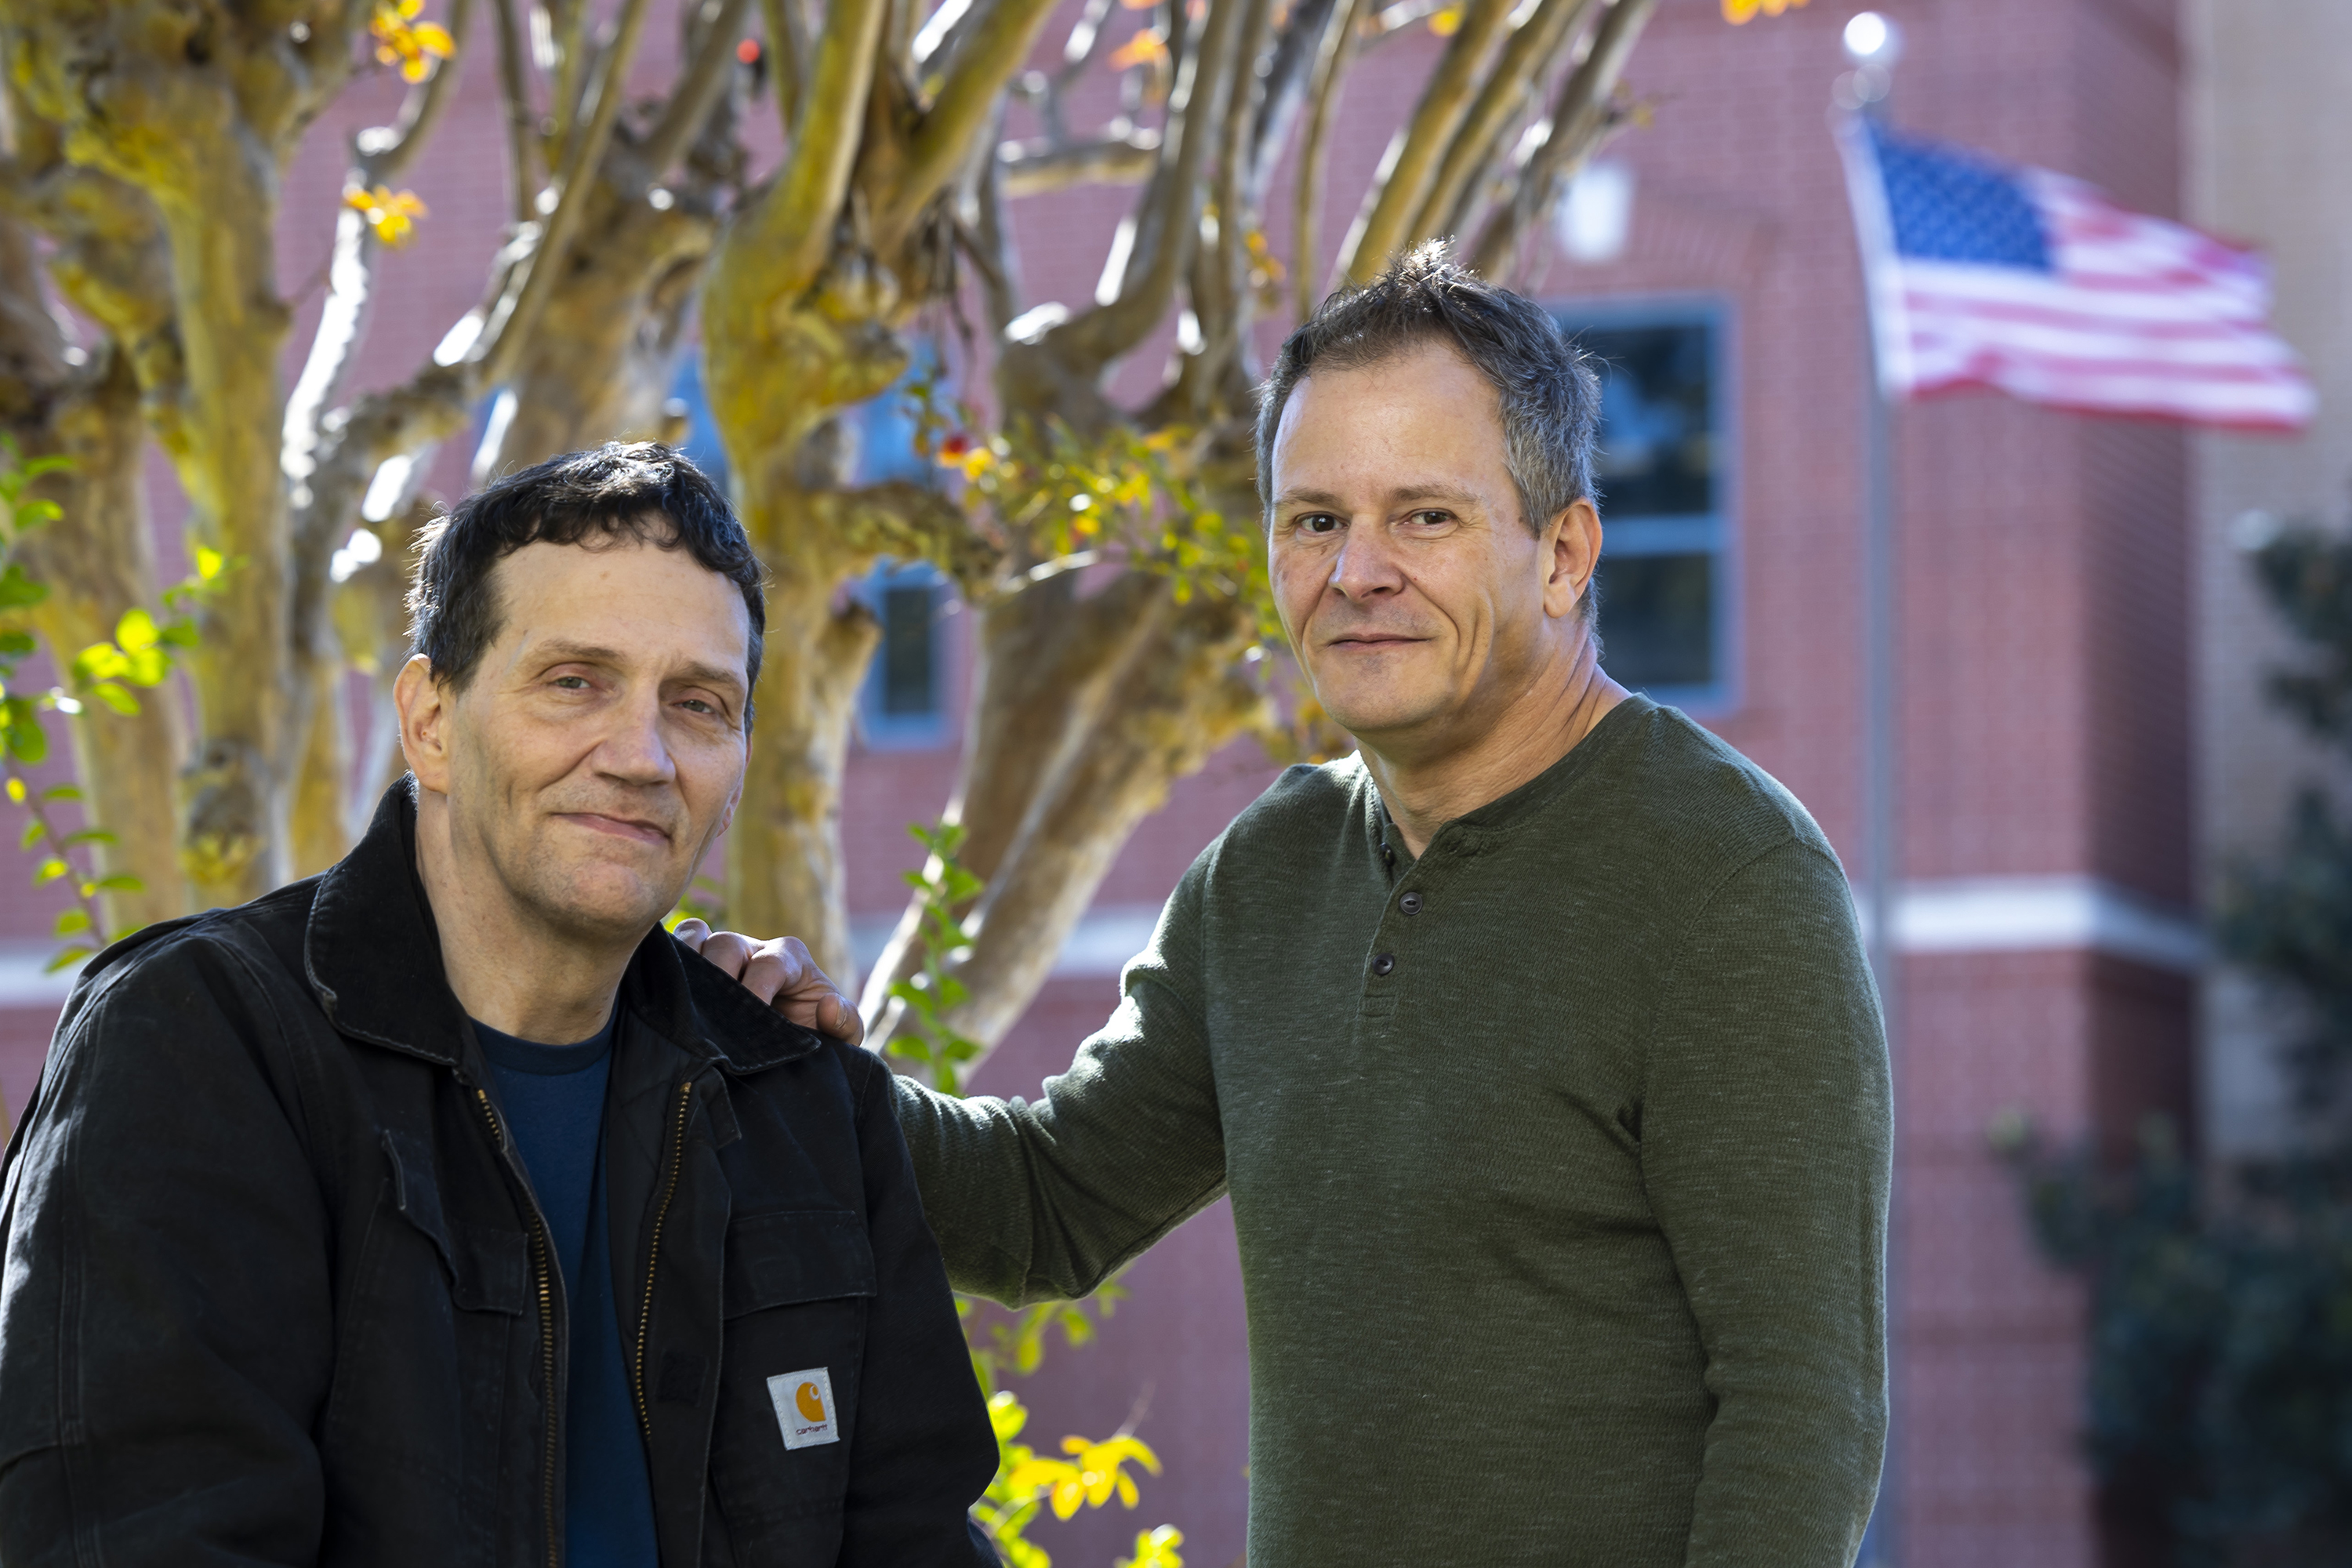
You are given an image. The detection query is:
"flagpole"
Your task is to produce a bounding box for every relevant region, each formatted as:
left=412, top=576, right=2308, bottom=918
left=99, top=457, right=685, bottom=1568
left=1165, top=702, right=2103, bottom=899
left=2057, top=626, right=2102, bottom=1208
left=1837, top=13, right=1904, bottom=1567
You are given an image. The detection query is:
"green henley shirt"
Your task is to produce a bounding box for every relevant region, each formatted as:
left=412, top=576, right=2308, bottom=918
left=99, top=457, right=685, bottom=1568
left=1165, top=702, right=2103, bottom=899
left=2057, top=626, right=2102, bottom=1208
left=893, top=696, right=1891, bottom=1566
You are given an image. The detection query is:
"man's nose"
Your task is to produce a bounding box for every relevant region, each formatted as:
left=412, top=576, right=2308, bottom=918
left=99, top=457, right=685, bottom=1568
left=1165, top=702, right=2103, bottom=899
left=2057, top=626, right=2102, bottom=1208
left=593, top=689, right=680, bottom=786
left=1329, top=521, right=1404, bottom=600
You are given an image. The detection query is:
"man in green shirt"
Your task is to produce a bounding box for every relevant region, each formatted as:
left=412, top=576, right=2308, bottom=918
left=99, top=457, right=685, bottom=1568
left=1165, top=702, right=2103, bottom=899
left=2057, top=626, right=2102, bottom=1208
left=691, top=246, right=1890, bottom=1565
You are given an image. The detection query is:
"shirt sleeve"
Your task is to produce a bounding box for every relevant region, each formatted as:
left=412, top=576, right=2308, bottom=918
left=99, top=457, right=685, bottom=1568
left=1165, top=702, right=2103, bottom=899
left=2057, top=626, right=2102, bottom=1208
left=1637, top=839, right=1892, bottom=1568
left=888, top=862, right=1229, bottom=1308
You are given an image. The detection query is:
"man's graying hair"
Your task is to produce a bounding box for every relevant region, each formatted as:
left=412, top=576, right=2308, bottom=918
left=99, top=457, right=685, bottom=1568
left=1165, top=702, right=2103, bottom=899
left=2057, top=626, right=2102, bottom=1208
left=407, top=441, right=766, bottom=727
left=1257, top=244, right=1604, bottom=543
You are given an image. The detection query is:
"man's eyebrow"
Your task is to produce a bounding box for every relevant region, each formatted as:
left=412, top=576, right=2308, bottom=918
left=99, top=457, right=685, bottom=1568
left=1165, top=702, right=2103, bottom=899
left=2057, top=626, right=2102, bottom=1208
left=1271, top=484, right=1486, bottom=510
left=1272, top=487, right=1348, bottom=511
left=1389, top=484, right=1483, bottom=507
left=670, top=659, right=749, bottom=697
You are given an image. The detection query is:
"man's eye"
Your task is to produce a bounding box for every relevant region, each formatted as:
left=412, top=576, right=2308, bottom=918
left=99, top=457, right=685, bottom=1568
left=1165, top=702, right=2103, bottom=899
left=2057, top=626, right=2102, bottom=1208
left=1410, top=510, right=1451, bottom=527
left=1297, top=513, right=1341, bottom=534
left=678, top=698, right=718, bottom=716
left=553, top=675, right=590, bottom=690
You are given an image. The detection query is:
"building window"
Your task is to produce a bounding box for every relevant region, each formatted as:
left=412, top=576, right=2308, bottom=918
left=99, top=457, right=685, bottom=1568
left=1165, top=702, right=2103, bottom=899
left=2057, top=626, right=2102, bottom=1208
left=1556, top=307, right=1731, bottom=707
left=858, top=561, right=947, bottom=746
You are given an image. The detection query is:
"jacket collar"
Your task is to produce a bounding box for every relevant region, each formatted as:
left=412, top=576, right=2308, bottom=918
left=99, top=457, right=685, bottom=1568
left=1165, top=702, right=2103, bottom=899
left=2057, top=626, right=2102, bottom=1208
left=304, top=783, right=824, bottom=1076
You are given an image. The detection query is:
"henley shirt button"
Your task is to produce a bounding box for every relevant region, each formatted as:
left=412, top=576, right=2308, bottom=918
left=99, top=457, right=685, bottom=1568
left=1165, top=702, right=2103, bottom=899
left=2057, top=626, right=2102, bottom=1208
left=1371, top=953, right=1396, bottom=978
left=1399, top=891, right=1424, bottom=916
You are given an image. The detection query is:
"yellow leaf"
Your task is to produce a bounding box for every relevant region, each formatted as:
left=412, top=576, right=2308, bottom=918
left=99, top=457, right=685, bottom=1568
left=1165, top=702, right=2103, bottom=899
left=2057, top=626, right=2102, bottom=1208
left=5, top=776, right=23, bottom=804
left=114, top=608, right=158, bottom=652
left=1428, top=5, right=1461, bottom=33
left=1722, top=0, right=1805, bottom=20
left=1051, top=1478, right=1085, bottom=1519
left=1109, top=27, right=1168, bottom=69
left=197, top=546, right=225, bottom=581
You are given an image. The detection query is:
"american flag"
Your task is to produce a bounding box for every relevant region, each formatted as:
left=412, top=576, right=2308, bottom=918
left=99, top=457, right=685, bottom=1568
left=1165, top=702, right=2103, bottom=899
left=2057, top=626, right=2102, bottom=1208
left=1834, top=114, right=2314, bottom=432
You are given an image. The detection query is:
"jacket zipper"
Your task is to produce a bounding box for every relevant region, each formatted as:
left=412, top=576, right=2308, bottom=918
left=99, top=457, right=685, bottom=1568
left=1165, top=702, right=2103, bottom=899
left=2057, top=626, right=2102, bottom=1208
left=474, top=1087, right=563, bottom=1568
left=631, top=1080, right=696, bottom=1439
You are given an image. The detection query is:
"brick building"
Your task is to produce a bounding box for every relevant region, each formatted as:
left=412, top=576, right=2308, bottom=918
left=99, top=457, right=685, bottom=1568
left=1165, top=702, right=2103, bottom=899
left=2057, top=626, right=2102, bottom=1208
left=0, top=2, right=2283, bottom=1564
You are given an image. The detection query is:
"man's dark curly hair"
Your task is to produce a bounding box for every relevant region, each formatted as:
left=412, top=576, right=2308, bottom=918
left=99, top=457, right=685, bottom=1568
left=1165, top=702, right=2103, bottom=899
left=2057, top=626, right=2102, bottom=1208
left=406, top=442, right=766, bottom=728
left=1257, top=242, right=1604, bottom=543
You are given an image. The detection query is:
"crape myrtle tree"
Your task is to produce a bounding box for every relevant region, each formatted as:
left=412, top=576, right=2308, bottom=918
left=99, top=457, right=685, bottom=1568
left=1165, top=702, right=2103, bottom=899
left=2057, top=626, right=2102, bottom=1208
left=1999, top=524, right=2352, bottom=1566
left=0, top=0, right=1813, bottom=1039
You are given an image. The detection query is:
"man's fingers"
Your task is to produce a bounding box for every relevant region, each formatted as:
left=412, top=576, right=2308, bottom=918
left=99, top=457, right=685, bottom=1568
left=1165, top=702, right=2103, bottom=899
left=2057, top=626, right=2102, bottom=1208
left=683, top=930, right=866, bottom=1044
left=672, top=917, right=711, bottom=952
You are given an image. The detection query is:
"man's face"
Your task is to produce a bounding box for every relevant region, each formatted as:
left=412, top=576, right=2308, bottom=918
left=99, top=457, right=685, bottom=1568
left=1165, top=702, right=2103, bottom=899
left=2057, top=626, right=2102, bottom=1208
left=403, top=533, right=751, bottom=944
left=1267, top=341, right=1597, bottom=751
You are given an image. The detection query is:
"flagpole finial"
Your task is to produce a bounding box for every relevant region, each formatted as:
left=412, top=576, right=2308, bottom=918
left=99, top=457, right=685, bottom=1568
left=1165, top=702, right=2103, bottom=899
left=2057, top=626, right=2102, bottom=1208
left=1842, top=11, right=1901, bottom=67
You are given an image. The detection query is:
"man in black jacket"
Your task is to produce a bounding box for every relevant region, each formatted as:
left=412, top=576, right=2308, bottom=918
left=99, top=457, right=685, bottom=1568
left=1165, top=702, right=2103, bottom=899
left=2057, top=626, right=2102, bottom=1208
left=0, top=444, right=996, bottom=1567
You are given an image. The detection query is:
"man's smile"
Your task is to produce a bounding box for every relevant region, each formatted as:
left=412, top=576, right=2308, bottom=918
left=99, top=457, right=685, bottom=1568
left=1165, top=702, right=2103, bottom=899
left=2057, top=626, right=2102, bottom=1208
left=557, top=810, right=673, bottom=846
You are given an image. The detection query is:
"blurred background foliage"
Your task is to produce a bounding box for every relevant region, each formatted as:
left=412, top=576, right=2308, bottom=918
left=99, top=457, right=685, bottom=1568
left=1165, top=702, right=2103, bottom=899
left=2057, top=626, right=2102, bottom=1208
left=2001, top=521, right=2352, bottom=1568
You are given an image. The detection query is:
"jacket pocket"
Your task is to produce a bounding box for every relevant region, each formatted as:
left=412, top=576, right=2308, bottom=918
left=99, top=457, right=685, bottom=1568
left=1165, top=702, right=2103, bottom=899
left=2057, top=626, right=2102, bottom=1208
left=708, top=1210, right=877, bottom=1562
left=319, top=1131, right=531, bottom=1565
left=384, top=1130, right=530, bottom=1314
left=722, top=1209, right=877, bottom=1316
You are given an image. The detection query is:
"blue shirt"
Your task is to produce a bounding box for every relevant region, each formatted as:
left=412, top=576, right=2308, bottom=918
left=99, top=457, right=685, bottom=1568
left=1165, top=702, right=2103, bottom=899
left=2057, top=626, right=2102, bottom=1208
left=476, top=1014, right=658, bottom=1568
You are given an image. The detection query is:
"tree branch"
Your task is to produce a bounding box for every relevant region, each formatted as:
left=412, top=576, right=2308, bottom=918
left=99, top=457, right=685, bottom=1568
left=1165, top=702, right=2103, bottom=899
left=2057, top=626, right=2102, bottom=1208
left=885, top=0, right=1069, bottom=238
left=728, top=0, right=889, bottom=299
left=996, top=127, right=1160, bottom=197
left=1410, top=0, right=1594, bottom=249
left=1332, top=0, right=1512, bottom=285
left=1047, top=0, right=1250, bottom=376
left=363, top=0, right=479, bottom=184
left=491, top=0, right=541, bottom=222
left=476, top=0, right=656, bottom=386
left=641, top=0, right=756, bottom=180
left=1291, top=0, right=1369, bottom=321
left=1243, top=0, right=1339, bottom=207
left=1467, top=0, right=1655, bottom=281
left=761, top=0, right=811, bottom=139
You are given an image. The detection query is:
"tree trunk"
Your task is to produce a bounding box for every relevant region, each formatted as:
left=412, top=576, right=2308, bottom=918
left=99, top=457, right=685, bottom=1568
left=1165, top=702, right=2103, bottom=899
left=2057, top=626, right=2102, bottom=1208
left=15, top=350, right=191, bottom=933
left=724, top=550, right=877, bottom=982
left=476, top=190, right=717, bottom=474
left=867, top=579, right=1267, bottom=1054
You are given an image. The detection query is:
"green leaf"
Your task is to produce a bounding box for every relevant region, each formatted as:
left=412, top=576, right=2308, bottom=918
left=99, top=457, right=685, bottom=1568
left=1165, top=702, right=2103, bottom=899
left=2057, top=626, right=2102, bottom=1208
left=114, top=608, right=159, bottom=652
left=0, top=630, right=33, bottom=658
left=72, top=642, right=128, bottom=682
left=93, top=873, right=143, bottom=892
left=123, top=646, right=169, bottom=687
left=53, top=906, right=89, bottom=936
left=42, top=945, right=93, bottom=975
left=13, top=497, right=60, bottom=527
left=0, top=564, right=45, bottom=609
left=41, top=782, right=81, bottom=802
left=63, top=829, right=115, bottom=848
left=34, top=857, right=67, bottom=883
left=159, top=619, right=199, bottom=648
left=6, top=722, right=45, bottom=764
left=20, top=820, right=45, bottom=851
left=90, top=682, right=139, bottom=717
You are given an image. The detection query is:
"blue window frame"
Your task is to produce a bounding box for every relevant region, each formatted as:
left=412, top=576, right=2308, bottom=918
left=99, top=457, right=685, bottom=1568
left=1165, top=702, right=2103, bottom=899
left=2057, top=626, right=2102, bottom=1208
left=854, top=364, right=951, bottom=747
left=1553, top=301, right=1735, bottom=710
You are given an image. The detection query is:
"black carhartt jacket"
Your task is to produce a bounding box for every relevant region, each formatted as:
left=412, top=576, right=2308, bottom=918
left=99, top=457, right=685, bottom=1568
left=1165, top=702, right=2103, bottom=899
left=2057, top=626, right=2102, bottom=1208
left=0, top=786, right=998, bottom=1566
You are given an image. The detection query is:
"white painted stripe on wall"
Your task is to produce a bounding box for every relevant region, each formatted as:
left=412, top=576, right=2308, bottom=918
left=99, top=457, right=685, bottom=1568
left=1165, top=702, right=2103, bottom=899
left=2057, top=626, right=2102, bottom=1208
left=1860, top=876, right=2205, bottom=973
left=2, top=874, right=2198, bottom=1018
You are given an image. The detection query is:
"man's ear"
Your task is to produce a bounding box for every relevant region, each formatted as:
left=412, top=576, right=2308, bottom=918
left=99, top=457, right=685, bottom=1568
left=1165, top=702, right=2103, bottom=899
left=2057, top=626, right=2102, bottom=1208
left=1543, top=496, right=1602, bottom=621
left=394, top=655, right=455, bottom=796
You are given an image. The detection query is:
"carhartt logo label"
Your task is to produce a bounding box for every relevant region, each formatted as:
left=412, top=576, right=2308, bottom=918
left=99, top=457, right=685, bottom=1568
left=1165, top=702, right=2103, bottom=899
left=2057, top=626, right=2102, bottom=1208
left=768, top=1367, right=840, bottom=1450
